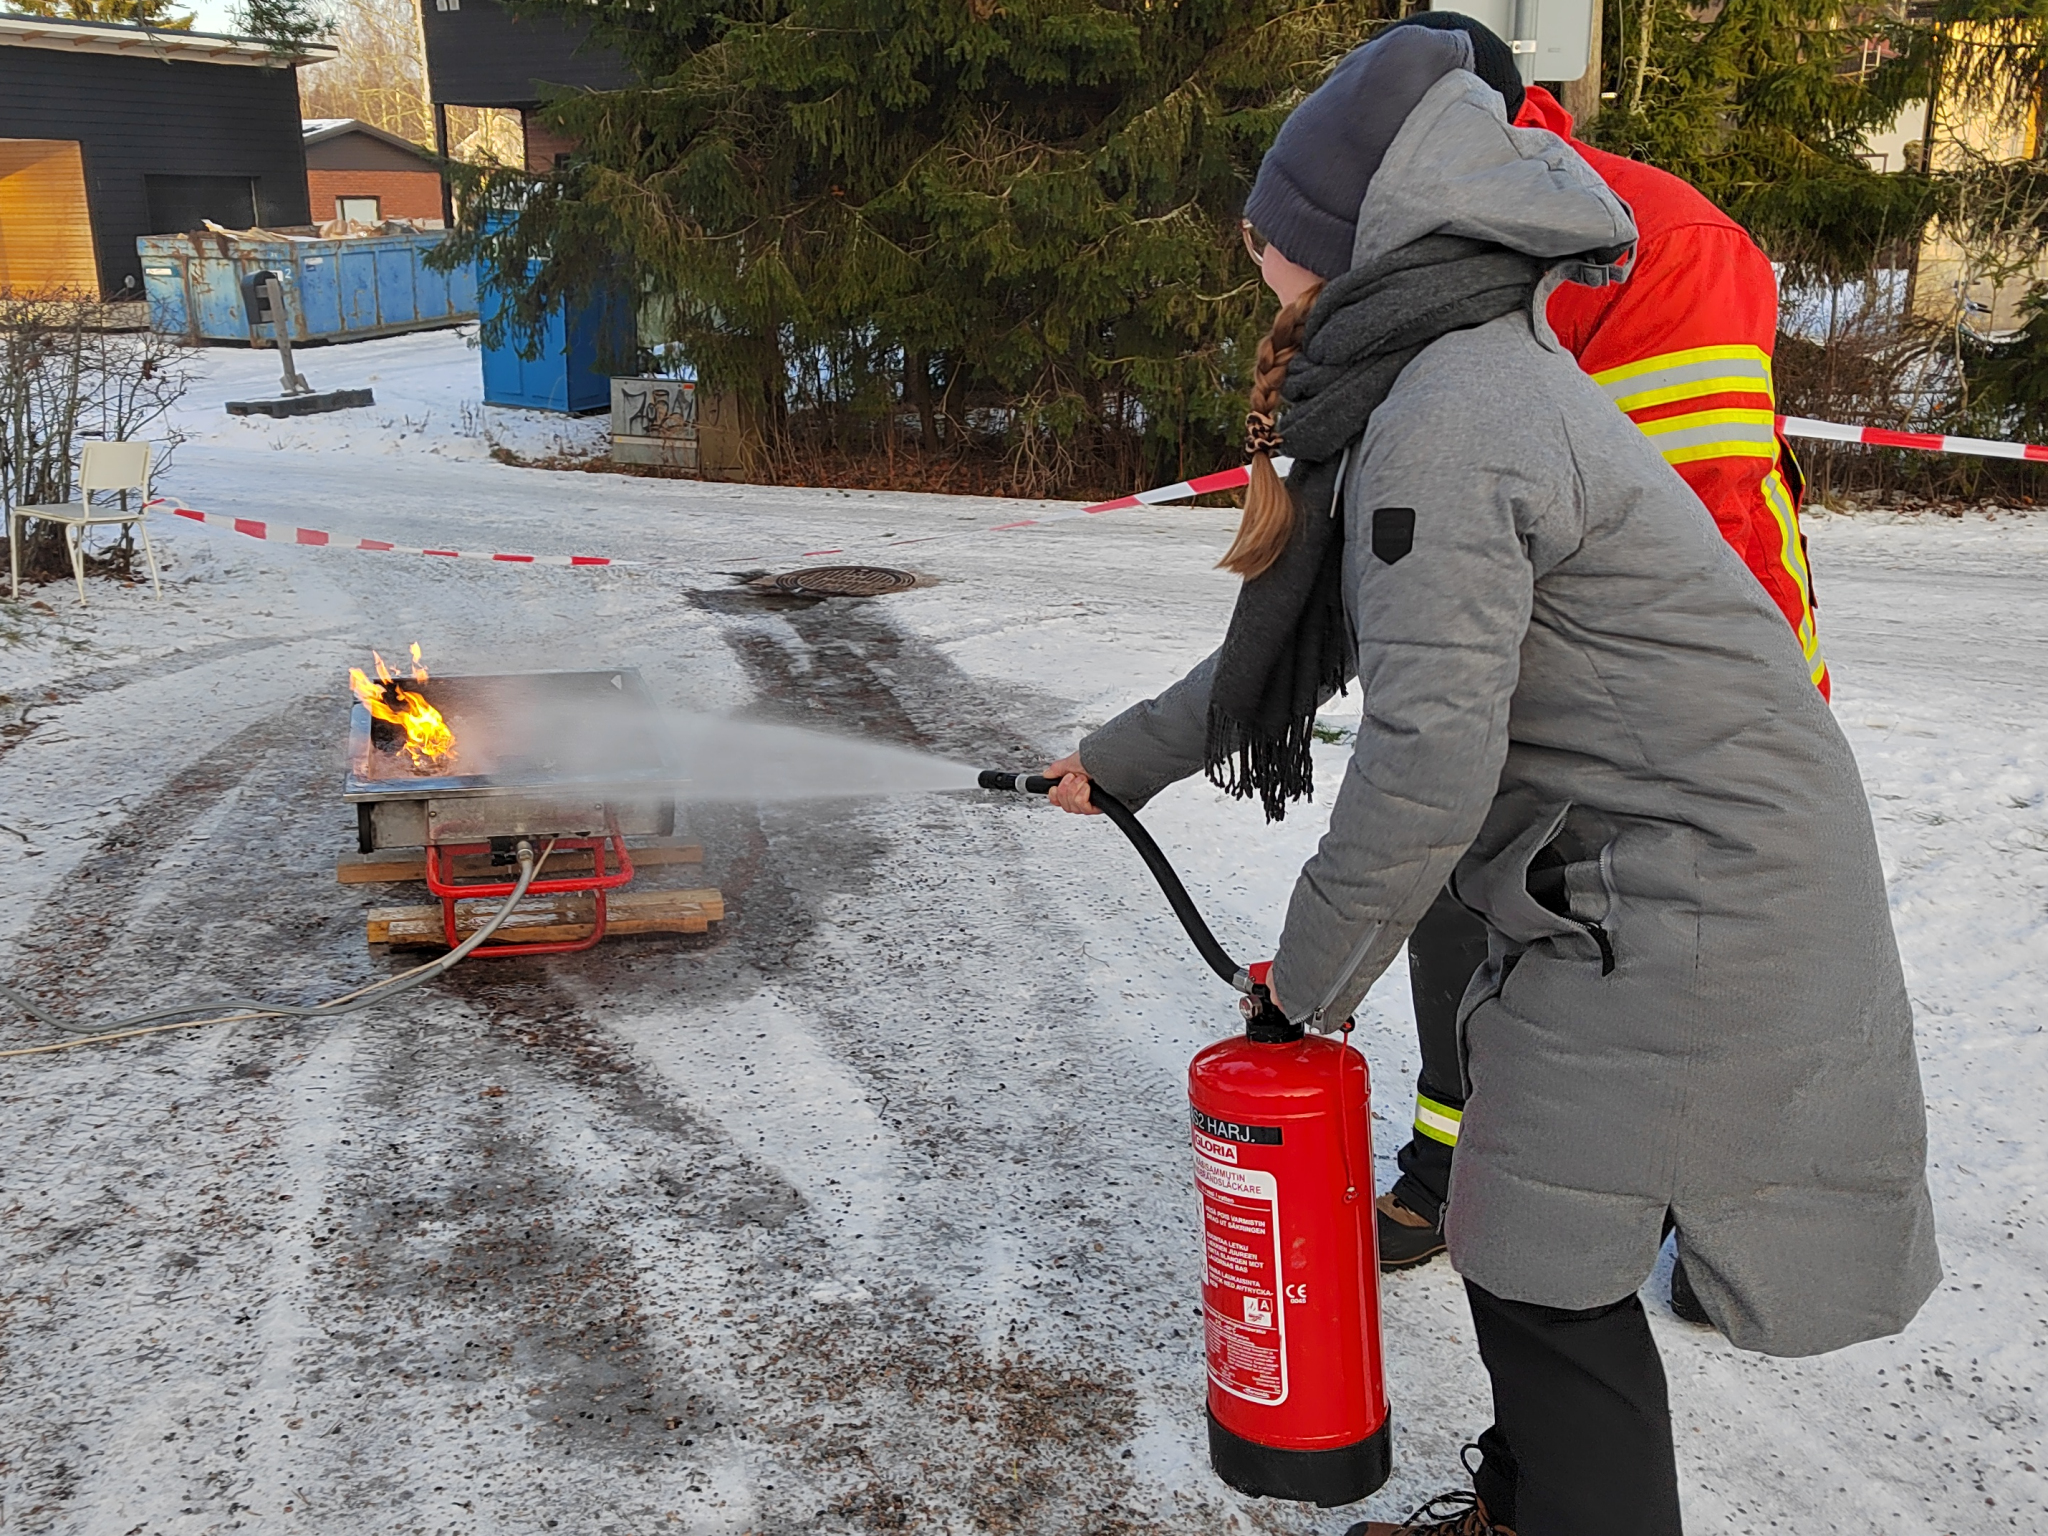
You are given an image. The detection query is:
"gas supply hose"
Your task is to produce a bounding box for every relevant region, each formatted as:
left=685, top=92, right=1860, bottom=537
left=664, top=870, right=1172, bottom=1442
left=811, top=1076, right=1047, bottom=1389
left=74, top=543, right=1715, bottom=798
left=0, top=838, right=558, bottom=1059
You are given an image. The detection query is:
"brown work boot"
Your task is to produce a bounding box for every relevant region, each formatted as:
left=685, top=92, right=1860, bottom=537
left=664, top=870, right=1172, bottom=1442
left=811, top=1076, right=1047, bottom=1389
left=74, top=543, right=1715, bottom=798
left=1375, top=1190, right=1448, bottom=1271
left=1345, top=1490, right=1514, bottom=1536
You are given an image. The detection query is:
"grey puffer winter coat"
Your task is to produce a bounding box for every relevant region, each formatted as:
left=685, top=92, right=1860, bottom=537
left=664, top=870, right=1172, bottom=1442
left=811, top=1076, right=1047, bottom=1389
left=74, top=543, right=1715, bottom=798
left=1079, top=72, right=1939, bottom=1357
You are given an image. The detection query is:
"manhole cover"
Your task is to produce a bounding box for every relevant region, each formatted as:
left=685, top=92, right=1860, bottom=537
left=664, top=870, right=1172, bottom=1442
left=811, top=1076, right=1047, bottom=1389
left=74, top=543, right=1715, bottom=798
left=768, top=565, right=920, bottom=597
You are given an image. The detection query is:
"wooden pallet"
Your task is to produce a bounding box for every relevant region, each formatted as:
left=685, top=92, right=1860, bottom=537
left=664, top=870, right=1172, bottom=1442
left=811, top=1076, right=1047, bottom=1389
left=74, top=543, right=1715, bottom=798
left=367, top=887, right=724, bottom=948
left=338, top=837, right=703, bottom=885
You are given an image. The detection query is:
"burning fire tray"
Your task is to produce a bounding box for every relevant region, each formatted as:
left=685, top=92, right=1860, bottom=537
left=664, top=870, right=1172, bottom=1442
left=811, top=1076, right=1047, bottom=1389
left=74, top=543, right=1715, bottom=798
left=346, top=669, right=680, bottom=854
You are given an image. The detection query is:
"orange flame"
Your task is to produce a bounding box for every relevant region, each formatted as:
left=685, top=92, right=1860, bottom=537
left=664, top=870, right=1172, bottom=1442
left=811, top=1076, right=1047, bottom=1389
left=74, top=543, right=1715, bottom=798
left=351, top=645, right=456, bottom=770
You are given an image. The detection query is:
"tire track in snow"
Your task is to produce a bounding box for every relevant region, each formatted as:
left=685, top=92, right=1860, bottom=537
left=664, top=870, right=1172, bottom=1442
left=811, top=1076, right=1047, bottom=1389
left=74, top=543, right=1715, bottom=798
left=621, top=586, right=1276, bottom=1532
left=3, top=575, right=1278, bottom=1534
left=0, top=636, right=345, bottom=947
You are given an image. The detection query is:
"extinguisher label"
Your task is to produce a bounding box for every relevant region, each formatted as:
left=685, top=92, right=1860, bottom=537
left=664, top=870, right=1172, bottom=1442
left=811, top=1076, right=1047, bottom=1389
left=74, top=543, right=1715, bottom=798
left=1194, top=1153, right=1287, bottom=1405
left=1191, top=1108, right=1283, bottom=1145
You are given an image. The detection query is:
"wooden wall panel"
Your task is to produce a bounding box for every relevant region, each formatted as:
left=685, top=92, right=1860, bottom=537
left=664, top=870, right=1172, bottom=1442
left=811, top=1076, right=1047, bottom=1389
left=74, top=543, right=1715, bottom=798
left=0, top=138, right=97, bottom=296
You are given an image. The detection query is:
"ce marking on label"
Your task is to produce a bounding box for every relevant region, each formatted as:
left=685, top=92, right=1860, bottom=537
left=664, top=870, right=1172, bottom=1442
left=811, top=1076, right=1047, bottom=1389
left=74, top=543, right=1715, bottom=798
left=1284, top=1283, right=1309, bottom=1304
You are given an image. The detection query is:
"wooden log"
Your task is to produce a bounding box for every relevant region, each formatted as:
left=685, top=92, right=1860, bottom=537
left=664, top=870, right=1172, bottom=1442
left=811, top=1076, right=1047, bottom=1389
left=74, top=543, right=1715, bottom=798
left=367, top=887, right=725, bottom=947
left=339, top=837, right=704, bottom=885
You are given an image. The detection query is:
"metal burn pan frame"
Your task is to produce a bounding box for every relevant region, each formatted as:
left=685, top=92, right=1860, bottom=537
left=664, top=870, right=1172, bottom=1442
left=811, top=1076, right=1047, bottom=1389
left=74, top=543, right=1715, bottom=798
left=345, top=669, right=679, bottom=854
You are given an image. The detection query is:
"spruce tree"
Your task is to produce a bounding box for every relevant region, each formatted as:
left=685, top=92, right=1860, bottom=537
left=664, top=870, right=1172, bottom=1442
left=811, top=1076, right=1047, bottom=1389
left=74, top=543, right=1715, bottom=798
left=1964, top=295, right=2048, bottom=441
left=1874, top=0, right=2048, bottom=144
left=1585, top=0, right=1926, bottom=279
left=1883, top=5, right=2048, bottom=458
left=12, top=0, right=194, bottom=27
left=444, top=0, right=1386, bottom=491
left=233, top=0, right=331, bottom=50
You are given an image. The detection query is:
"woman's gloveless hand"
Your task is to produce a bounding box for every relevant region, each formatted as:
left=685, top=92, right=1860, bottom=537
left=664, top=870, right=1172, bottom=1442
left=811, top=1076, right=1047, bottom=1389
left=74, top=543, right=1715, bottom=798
left=1042, top=752, right=1100, bottom=815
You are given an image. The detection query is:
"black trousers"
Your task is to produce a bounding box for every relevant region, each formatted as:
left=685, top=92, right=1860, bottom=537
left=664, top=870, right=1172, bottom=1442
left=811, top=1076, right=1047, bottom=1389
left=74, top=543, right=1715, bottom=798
left=1466, top=1280, right=1683, bottom=1536
left=1393, top=885, right=1490, bottom=1225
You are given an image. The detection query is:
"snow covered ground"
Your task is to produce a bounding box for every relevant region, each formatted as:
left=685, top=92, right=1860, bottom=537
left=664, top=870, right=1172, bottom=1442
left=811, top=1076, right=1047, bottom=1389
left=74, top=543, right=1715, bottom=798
left=1, top=326, right=2043, bottom=1536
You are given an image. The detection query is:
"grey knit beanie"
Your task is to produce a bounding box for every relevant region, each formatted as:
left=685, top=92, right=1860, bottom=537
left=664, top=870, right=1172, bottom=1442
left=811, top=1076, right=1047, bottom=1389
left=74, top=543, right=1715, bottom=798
left=1243, top=25, right=1474, bottom=281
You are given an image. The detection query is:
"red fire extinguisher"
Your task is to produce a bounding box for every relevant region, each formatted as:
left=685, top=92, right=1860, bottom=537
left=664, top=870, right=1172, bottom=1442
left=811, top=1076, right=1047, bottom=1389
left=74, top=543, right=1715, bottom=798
left=1191, top=961, right=1390, bottom=1505
left=979, top=772, right=1393, bottom=1506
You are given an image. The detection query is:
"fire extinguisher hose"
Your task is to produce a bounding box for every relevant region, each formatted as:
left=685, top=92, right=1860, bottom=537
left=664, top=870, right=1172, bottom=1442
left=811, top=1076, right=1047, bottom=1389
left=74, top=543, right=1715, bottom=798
left=978, top=770, right=1251, bottom=995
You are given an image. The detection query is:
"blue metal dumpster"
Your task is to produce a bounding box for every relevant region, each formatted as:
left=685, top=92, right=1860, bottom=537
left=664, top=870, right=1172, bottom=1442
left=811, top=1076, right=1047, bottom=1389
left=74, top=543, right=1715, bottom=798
left=138, top=228, right=478, bottom=344
left=477, top=262, right=628, bottom=413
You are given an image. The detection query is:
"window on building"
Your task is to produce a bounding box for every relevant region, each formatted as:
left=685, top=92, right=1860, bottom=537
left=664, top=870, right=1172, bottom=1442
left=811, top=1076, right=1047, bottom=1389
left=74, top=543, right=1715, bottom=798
left=337, top=196, right=381, bottom=225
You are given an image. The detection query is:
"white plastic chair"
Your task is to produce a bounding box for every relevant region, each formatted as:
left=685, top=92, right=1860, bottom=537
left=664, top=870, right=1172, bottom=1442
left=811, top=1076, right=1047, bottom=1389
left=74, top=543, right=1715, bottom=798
left=8, top=441, right=163, bottom=607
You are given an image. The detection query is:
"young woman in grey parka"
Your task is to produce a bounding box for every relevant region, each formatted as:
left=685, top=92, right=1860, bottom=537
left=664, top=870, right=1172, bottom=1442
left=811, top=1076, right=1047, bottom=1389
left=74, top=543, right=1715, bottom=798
left=1044, top=30, right=1939, bottom=1536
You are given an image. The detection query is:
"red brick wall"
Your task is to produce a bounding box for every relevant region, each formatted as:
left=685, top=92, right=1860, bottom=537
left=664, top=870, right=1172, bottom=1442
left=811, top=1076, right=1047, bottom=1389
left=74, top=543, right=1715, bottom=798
left=522, top=115, right=579, bottom=173
left=306, top=168, right=445, bottom=225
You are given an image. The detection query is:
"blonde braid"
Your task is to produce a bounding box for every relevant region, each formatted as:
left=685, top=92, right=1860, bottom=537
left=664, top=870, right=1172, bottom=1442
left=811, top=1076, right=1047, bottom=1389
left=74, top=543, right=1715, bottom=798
left=1221, top=282, right=1324, bottom=580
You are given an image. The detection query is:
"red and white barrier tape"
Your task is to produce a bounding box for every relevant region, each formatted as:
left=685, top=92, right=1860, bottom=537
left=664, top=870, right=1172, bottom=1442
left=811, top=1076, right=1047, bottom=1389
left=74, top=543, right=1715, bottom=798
left=146, top=409, right=2048, bottom=574
left=1075, top=416, right=2048, bottom=514
left=156, top=503, right=623, bottom=567
left=1080, top=466, right=1272, bottom=515
left=796, top=467, right=1262, bottom=557
left=1776, top=415, right=2048, bottom=462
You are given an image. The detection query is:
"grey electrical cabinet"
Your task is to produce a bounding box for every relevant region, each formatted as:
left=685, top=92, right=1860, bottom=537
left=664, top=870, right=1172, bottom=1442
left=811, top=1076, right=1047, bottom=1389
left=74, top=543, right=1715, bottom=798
left=1431, top=0, right=1594, bottom=84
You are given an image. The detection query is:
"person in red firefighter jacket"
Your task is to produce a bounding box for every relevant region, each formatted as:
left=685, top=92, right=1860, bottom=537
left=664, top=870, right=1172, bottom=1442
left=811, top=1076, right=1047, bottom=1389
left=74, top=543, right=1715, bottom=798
left=1369, top=13, right=1831, bottom=1343
left=1524, top=85, right=1826, bottom=695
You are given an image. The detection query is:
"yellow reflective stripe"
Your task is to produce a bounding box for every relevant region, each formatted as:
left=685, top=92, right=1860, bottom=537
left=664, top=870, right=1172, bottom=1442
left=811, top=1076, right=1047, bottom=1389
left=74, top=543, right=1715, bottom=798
left=1596, top=345, right=1775, bottom=414
left=1637, top=408, right=1779, bottom=463
left=1591, top=342, right=1773, bottom=388
left=1761, top=465, right=1824, bottom=681
left=1634, top=406, right=1779, bottom=437
left=1415, top=1095, right=1462, bottom=1146
left=1599, top=348, right=1826, bottom=690
left=1611, top=374, right=1775, bottom=412
left=1661, top=439, right=1781, bottom=466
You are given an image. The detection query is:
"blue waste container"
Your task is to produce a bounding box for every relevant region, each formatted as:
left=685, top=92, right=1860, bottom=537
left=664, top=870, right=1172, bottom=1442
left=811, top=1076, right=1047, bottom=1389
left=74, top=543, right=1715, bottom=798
left=138, top=229, right=478, bottom=344
left=476, top=261, right=629, bottom=414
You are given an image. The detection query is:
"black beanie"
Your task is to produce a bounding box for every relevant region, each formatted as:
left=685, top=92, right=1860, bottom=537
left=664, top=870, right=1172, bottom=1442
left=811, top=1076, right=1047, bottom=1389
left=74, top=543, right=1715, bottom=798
left=1243, top=25, right=1472, bottom=281
left=1386, top=11, right=1527, bottom=120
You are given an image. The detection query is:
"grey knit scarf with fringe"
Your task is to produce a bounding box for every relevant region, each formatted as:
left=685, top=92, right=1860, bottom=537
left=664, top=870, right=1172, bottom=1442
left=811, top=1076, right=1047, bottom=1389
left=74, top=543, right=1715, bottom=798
left=1204, top=234, right=1542, bottom=821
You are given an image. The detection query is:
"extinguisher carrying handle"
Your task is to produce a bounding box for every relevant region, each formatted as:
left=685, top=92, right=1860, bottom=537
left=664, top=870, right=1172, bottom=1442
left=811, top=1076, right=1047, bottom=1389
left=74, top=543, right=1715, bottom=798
left=978, top=768, right=1255, bottom=998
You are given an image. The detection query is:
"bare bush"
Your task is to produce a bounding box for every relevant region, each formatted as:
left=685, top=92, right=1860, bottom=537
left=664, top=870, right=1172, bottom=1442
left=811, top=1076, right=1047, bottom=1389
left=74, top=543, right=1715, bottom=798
left=0, top=298, right=196, bottom=588
left=1776, top=243, right=2048, bottom=508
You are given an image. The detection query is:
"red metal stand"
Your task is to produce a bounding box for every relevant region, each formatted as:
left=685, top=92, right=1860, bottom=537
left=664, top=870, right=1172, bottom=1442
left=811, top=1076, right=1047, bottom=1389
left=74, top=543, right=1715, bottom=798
left=423, top=821, right=637, bottom=958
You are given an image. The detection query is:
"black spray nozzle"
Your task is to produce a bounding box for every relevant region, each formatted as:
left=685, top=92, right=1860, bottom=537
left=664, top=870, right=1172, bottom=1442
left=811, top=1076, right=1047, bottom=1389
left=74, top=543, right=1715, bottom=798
left=978, top=766, right=1250, bottom=996
left=978, top=770, right=1058, bottom=795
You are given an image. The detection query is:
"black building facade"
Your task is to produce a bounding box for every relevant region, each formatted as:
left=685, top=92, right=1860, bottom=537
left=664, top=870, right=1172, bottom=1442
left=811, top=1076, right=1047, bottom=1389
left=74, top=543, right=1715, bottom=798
left=418, top=0, right=627, bottom=111
left=0, top=15, right=324, bottom=297
left=419, top=0, right=628, bottom=176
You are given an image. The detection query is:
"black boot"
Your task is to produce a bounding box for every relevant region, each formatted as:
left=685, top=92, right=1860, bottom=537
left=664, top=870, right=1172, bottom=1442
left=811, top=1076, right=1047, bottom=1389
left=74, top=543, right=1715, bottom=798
left=1376, top=1190, right=1448, bottom=1270
left=1668, top=1252, right=1711, bottom=1326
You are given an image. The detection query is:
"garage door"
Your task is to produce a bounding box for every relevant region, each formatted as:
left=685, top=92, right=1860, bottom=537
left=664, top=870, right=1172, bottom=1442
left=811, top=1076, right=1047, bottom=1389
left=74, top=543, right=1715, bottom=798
left=0, top=138, right=97, bottom=296
left=144, top=173, right=258, bottom=236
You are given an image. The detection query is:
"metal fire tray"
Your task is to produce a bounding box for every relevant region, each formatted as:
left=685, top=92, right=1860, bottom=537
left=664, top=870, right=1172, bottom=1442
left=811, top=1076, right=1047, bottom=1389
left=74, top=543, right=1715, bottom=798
left=346, top=669, right=680, bottom=852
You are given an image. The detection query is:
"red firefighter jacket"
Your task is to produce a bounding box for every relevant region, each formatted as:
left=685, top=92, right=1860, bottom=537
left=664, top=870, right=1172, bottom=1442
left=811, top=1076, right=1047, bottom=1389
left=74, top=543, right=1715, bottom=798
left=1515, top=88, right=1828, bottom=696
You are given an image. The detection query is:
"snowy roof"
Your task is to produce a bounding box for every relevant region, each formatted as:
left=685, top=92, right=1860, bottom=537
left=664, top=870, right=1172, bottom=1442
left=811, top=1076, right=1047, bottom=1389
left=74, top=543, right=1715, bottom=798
left=0, top=11, right=334, bottom=66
